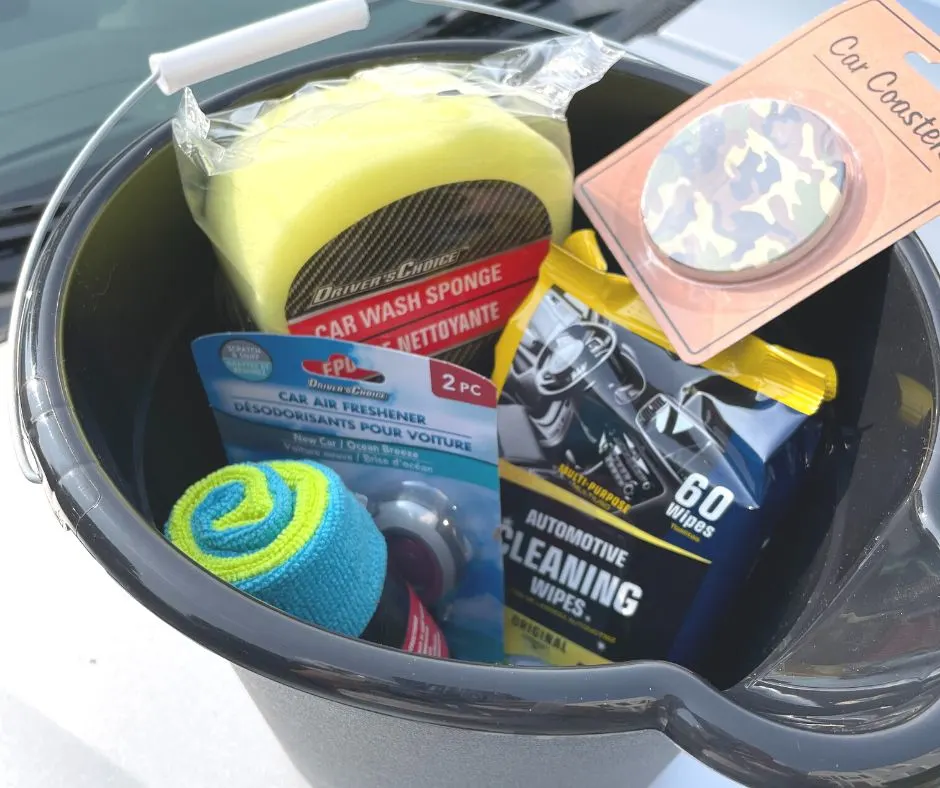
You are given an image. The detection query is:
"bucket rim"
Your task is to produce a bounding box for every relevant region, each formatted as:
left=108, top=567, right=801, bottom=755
left=16, top=37, right=940, bottom=784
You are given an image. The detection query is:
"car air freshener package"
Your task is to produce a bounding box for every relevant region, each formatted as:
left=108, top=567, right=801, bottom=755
left=492, top=233, right=838, bottom=668
left=575, top=0, right=940, bottom=364
left=173, top=35, right=620, bottom=373
left=191, top=333, right=504, bottom=663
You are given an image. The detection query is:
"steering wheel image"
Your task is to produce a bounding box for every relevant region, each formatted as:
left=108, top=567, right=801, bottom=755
left=534, top=321, right=618, bottom=398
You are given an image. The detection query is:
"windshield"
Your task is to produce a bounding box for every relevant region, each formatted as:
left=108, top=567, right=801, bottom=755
left=0, top=0, right=455, bottom=206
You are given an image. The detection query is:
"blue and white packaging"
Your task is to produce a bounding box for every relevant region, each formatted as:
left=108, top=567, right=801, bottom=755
left=192, top=332, right=504, bottom=663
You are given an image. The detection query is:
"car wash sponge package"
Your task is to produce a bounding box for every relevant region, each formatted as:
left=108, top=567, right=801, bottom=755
left=492, top=232, right=838, bottom=669
left=172, top=35, right=619, bottom=372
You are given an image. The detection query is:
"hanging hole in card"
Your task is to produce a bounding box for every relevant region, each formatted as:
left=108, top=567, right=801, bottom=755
left=904, top=50, right=940, bottom=87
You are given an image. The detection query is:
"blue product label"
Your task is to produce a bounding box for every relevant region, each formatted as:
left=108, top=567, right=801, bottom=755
left=193, top=332, right=504, bottom=663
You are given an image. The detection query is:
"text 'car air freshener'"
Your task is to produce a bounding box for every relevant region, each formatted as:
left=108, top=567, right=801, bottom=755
left=492, top=235, right=837, bottom=668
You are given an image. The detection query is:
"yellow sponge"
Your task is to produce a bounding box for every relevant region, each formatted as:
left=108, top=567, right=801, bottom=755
left=202, top=65, right=575, bottom=335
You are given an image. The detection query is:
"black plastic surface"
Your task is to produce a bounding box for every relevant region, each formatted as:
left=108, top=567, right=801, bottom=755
left=15, top=41, right=940, bottom=785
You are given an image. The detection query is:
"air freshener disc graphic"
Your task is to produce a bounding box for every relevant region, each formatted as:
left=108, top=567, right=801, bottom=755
left=641, top=99, right=849, bottom=281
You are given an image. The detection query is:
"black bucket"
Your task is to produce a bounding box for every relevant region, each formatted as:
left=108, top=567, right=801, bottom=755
left=16, top=40, right=940, bottom=787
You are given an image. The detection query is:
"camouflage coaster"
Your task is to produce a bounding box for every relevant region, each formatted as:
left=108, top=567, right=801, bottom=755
left=641, top=99, right=849, bottom=280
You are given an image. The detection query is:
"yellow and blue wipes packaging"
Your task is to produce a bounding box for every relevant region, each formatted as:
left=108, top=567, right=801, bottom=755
left=492, top=233, right=838, bottom=669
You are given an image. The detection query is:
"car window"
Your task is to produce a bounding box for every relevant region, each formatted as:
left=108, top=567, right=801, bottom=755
left=0, top=0, right=447, bottom=205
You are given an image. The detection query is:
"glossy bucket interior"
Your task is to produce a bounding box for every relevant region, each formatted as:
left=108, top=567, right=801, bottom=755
left=54, top=45, right=937, bottom=702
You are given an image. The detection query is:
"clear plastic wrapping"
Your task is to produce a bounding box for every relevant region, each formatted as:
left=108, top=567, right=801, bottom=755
left=173, top=34, right=622, bottom=176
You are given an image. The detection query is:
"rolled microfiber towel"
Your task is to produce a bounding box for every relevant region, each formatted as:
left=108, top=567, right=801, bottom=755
left=165, top=459, right=387, bottom=638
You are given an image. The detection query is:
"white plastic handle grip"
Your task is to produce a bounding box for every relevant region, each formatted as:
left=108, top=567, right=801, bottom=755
left=148, top=0, right=371, bottom=95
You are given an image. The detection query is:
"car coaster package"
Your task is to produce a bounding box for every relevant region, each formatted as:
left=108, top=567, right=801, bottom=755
left=191, top=333, right=504, bottom=663
left=491, top=234, right=838, bottom=668
left=173, top=35, right=620, bottom=373
left=575, top=0, right=940, bottom=364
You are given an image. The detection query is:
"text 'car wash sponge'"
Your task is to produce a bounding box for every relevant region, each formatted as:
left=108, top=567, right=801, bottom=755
left=171, top=37, right=621, bottom=355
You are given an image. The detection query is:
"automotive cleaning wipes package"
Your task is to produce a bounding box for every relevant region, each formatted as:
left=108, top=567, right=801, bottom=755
left=491, top=233, right=838, bottom=668
left=191, top=333, right=504, bottom=663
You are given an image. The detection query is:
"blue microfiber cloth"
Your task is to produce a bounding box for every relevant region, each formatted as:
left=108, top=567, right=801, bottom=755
left=165, top=459, right=387, bottom=638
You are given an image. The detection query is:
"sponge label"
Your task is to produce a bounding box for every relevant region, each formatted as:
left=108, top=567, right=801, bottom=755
left=285, top=180, right=551, bottom=373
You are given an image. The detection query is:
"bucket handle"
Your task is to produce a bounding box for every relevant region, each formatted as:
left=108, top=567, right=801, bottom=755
left=8, top=0, right=692, bottom=485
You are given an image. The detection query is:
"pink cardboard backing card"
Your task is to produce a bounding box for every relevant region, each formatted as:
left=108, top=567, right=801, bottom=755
left=575, top=0, right=940, bottom=364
